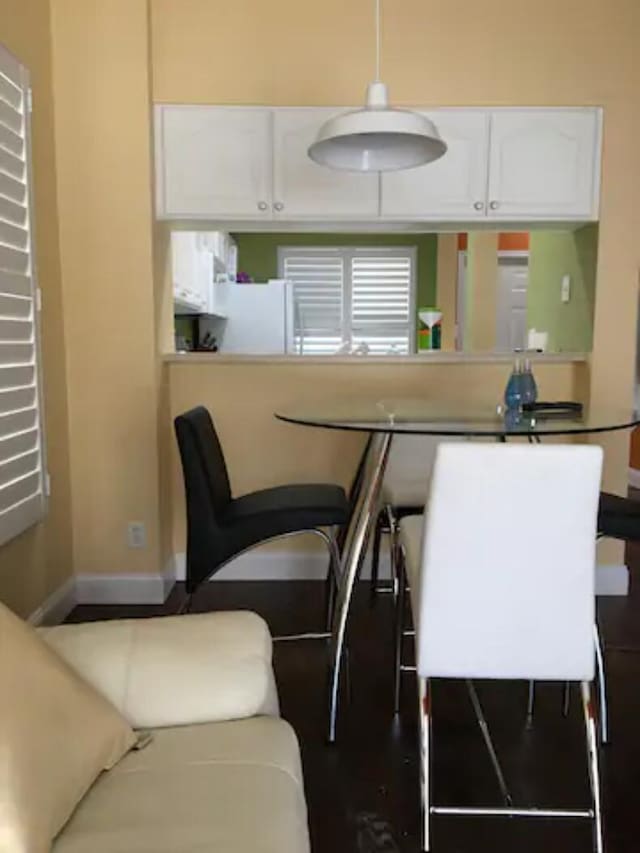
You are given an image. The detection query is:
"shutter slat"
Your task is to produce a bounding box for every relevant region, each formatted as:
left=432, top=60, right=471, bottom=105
left=0, top=194, right=26, bottom=226
left=0, top=450, right=39, bottom=489
left=0, top=72, right=21, bottom=110
left=0, top=171, right=25, bottom=204
left=0, top=427, right=38, bottom=463
left=0, top=294, right=32, bottom=319
left=0, top=123, right=23, bottom=158
left=0, top=244, right=28, bottom=274
left=0, top=219, right=28, bottom=249
left=0, top=407, right=37, bottom=437
left=0, top=364, right=35, bottom=388
left=0, top=386, right=36, bottom=415
left=0, top=269, right=31, bottom=297
left=0, top=98, right=22, bottom=134
left=0, top=342, right=34, bottom=365
left=0, top=470, right=40, bottom=512
left=0, top=146, right=24, bottom=181
left=0, top=319, right=32, bottom=341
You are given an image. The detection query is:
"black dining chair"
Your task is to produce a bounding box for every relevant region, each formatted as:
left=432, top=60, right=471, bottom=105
left=174, top=406, right=350, bottom=630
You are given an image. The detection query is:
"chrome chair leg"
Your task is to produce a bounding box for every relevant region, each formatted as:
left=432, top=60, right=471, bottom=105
left=369, top=509, right=386, bottom=601
left=594, top=623, right=609, bottom=745
left=526, top=681, right=535, bottom=729
left=419, top=676, right=431, bottom=852
left=581, top=682, right=605, bottom=853
left=393, top=550, right=407, bottom=715
left=466, top=680, right=513, bottom=807
left=179, top=591, right=194, bottom=614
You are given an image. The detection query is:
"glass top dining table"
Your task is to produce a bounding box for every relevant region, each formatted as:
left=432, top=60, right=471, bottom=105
left=275, top=397, right=640, bottom=742
left=276, top=398, right=640, bottom=438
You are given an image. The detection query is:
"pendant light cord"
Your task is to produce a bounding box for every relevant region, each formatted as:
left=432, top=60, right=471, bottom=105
left=375, top=0, right=381, bottom=81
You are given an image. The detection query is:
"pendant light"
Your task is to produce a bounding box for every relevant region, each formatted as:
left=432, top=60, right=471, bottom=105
left=308, top=0, right=447, bottom=172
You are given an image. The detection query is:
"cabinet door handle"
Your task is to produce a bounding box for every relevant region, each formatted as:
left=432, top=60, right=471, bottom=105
left=274, top=202, right=284, bottom=212
left=473, top=201, right=484, bottom=211
left=257, top=201, right=268, bottom=211
left=489, top=200, right=500, bottom=210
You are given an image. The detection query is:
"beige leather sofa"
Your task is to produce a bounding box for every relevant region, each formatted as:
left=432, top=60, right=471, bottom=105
left=39, top=610, right=310, bottom=853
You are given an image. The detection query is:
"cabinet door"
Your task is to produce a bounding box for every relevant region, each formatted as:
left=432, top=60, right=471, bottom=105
left=272, top=109, right=379, bottom=219
left=156, top=106, right=272, bottom=219
left=486, top=109, right=601, bottom=219
left=380, top=110, right=490, bottom=220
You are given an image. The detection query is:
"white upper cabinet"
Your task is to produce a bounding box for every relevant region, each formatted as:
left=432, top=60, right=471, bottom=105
left=272, top=109, right=379, bottom=219
left=486, top=109, right=601, bottom=220
left=380, top=110, right=491, bottom=220
left=156, top=106, right=272, bottom=219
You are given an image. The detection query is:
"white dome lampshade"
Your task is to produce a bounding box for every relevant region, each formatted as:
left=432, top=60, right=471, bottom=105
left=308, top=81, right=447, bottom=173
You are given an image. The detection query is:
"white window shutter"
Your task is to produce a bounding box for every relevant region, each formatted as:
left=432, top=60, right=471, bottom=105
left=281, top=250, right=345, bottom=355
left=279, top=245, right=415, bottom=355
left=351, top=250, right=414, bottom=354
left=0, top=44, right=46, bottom=546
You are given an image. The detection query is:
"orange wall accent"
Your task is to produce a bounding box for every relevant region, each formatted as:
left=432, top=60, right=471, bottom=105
left=457, top=233, right=529, bottom=251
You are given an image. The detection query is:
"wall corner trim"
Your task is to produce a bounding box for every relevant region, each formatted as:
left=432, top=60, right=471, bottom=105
left=28, top=577, right=76, bottom=626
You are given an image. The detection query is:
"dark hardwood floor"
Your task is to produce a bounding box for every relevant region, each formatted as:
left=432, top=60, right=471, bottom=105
left=68, top=560, right=640, bottom=853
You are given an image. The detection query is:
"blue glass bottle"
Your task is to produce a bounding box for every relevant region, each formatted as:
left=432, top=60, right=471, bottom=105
left=520, top=358, right=538, bottom=405
left=504, top=358, right=524, bottom=411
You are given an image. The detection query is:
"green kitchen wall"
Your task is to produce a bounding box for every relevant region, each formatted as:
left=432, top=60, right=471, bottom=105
left=527, top=225, right=598, bottom=352
left=233, top=232, right=438, bottom=340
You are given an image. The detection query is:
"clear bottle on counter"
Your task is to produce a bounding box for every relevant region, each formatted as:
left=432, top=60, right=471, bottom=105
left=504, top=357, right=524, bottom=411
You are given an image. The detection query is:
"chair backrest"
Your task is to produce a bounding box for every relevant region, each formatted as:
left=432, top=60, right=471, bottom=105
left=174, top=407, right=233, bottom=590
left=415, top=443, right=602, bottom=682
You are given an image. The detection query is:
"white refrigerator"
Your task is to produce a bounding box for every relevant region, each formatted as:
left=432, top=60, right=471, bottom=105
left=214, top=279, right=293, bottom=355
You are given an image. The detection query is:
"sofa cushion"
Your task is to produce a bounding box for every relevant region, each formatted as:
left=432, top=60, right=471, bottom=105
left=0, top=602, right=136, bottom=853
left=52, top=716, right=310, bottom=853
left=41, top=610, right=279, bottom=728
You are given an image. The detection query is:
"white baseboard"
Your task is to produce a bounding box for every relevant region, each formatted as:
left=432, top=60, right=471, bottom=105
left=173, top=545, right=392, bottom=582
left=629, top=467, right=640, bottom=490
left=596, top=563, right=629, bottom=596
left=75, top=569, right=176, bottom=605
left=29, top=577, right=76, bottom=626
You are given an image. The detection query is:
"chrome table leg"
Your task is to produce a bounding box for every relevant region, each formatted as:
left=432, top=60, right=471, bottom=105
left=327, top=431, right=393, bottom=742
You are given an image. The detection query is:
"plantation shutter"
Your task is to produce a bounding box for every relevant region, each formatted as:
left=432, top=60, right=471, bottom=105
left=279, top=246, right=415, bottom=355
left=0, top=44, right=46, bottom=547
left=350, top=249, right=414, bottom=354
left=281, top=249, right=344, bottom=354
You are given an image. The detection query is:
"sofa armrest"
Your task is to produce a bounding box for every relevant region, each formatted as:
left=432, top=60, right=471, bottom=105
left=39, top=611, right=279, bottom=729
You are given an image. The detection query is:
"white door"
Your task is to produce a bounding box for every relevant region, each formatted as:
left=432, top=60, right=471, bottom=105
left=496, top=258, right=529, bottom=352
left=272, top=109, right=379, bottom=219
left=486, top=109, right=601, bottom=220
left=156, top=106, right=272, bottom=219
left=380, top=110, right=490, bottom=220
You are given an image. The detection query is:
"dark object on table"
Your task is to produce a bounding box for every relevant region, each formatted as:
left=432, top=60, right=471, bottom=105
left=522, top=400, right=583, bottom=417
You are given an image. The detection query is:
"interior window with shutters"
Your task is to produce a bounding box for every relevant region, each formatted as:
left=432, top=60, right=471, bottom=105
left=0, top=44, right=46, bottom=547
left=278, top=246, right=416, bottom=355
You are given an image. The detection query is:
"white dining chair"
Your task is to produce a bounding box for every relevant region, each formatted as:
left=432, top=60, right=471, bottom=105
left=395, top=443, right=605, bottom=853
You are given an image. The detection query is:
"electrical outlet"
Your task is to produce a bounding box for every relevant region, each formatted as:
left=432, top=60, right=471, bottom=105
left=561, top=274, right=571, bottom=303
left=127, top=522, right=146, bottom=549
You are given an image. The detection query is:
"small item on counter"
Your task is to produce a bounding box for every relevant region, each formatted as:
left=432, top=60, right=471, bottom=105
left=520, top=358, right=538, bottom=405
left=236, top=271, right=253, bottom=283
left=418, top=308, right=443, bottom=351
left=504, top=357, right=524, bottom=411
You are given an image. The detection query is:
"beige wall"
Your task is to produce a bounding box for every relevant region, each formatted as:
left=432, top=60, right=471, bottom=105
left=466, top=233, right=499, bottom=351
left=0, top=0, right=73, bottom=616
left=50, top=0, right=163, bottom=577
